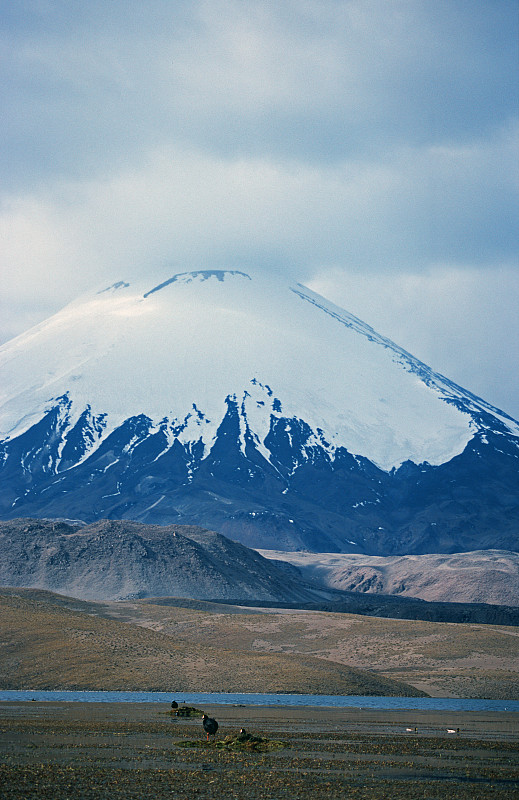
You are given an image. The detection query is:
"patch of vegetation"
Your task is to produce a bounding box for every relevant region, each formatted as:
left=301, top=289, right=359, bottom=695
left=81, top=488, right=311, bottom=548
left=177, top=730, right=287, bottom=752
left=173, top=706, right=203, bottom=718
left=158, top=705, right=203, bottom=717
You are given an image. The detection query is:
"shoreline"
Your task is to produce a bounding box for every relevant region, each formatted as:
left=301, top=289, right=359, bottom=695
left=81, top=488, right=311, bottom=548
left=1, top=689, right=518, bottom=711
left=3, top=699, right=519, bottom=731
left=1, top=701, right=518, bottom=799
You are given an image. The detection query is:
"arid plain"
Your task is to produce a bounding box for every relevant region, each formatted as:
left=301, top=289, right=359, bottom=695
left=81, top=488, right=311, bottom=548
left=1, top=587, right=519, bottom=798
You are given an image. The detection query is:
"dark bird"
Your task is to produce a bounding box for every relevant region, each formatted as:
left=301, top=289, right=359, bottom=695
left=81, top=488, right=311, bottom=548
left=202, top=714, right=219, bottom=741
left=171, top=701, right=178, bottom=709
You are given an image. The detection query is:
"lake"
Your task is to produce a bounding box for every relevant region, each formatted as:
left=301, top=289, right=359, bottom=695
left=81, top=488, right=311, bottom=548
left=1, top=690, right=518, bottom=712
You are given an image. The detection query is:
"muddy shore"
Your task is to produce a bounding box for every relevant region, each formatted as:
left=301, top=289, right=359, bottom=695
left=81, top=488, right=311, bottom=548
left=1, top=701, right=518, bottom=799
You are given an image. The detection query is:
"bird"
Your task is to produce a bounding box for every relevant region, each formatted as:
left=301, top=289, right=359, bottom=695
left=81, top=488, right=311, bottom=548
left=447, top=728, right=460, bottom=734
left=406, top=727, right=417, bottom=733
left=171, top=701, right=178, bottom=710
left=202, top=714, right=219, bottom=741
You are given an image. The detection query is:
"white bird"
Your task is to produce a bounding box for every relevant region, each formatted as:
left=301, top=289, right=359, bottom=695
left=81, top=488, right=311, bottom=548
left=406, top=727, right=417, bottom=732
left=447, top=728, right=460, bottom=734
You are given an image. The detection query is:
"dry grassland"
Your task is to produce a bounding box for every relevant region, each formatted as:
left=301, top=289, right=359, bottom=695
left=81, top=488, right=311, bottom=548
left=101, top=596, right=519, bottom=698
left=0, top=591, right=421, bottom=696
left=2, top=588, right=519, bottom=698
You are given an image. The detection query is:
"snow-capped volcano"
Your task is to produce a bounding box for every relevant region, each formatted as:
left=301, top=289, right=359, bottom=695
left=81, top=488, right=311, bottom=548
left=1, top=269, right=518, bottom=554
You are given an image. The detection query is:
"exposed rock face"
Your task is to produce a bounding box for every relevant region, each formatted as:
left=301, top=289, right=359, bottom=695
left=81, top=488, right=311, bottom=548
left=0, top=518, right=331, bottom=603
left=1, top=269, right=518, bottom=554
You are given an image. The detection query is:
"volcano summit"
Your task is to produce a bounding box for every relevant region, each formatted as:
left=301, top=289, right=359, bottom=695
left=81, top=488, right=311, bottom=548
left=1, top=269, right=518, bottom=554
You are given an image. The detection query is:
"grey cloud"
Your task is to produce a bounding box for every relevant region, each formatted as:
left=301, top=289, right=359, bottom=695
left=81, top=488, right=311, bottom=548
left=0, top=0, right=517, bottom=417
left=1, top=0, right=517, bottom=191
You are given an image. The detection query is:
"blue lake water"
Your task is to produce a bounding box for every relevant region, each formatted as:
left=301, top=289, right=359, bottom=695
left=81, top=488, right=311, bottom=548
left=1, top=691, right=518, bottom=713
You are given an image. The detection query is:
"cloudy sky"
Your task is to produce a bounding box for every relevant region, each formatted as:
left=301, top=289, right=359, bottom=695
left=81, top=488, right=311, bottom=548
left=1, top=0, right=518, bottom=417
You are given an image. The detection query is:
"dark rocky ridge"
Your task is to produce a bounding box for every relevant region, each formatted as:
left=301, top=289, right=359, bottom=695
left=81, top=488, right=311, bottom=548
left=223, top=596, right=519, bottom=627
left=0, top=398, right=518, bottom=555
left=0, top=517, right=334, bottom=603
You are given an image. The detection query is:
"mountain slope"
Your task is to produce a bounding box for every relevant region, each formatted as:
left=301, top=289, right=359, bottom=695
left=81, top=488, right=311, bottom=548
left=0, top=518, right=332, bottom=603
left=0, top=588, right=426, bottom=695
left=1, top=269, right=518, bottom=554
left=258, top=549, right=519, bottom=606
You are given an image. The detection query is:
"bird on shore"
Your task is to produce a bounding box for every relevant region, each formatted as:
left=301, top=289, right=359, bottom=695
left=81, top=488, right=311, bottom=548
left=406, top=727, right=417, bottom=733
left=202, top=714, right=219, bottom=741
left=171, top=701, right=178, bottom=710
left=447, top=728, right=460, bottom=734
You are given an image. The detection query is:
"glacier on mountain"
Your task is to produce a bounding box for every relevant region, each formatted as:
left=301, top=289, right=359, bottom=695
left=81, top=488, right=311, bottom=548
left=2, top=268, right=508, bottom=469
left=1, top=268, right=518, bottom=554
